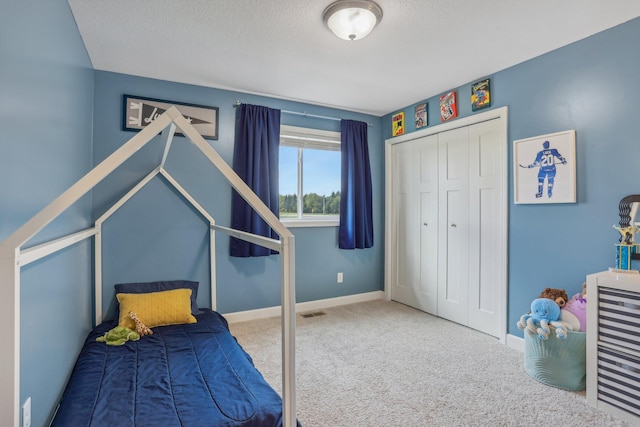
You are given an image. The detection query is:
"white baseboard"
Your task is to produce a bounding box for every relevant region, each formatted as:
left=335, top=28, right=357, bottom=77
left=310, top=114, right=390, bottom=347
left=506, top=333, right=524, bottom=352
left=224, top=291, right=385, bottom=324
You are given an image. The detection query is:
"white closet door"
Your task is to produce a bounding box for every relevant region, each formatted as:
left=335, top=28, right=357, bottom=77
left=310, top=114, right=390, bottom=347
left=467, top=119, right=503, bottom=337
left=416, top=135, right=439, bottom=314
left=389, top=141, right=418, bottom=307
left=437, top=127, right=469, bottom=325
left=390, top=135, right=438, bottom=313
left=386, top=107, right=508, bottom=341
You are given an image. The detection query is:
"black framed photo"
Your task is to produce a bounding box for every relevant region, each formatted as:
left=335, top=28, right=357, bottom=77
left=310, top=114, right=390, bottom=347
left=123, top=94, right=219, bottom=140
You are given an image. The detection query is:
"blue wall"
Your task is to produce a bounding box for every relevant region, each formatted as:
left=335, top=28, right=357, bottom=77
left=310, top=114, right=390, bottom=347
left=3, top=2, right=639, bottom=424
left=92, top=71, right=385, bottom=317
left=383, top=17, right=640, bottom=337
left=0, top=1, right=94, bottom=426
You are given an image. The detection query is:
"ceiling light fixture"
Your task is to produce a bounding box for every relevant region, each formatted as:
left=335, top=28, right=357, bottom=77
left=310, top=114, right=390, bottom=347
left=322, top=0, right=383, bottom=41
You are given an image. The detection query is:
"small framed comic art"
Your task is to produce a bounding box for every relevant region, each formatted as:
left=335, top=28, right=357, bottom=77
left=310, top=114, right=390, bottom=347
left=414, top=103, right=428, bottom=129
left=392, top=111, right=405, bottom=136
left=471, top=79, right=491, bottom=111
left=123, top=94, right=219, bottom=140
left=513, top=130, right=576, bottom=204
left=439, top=91, right=458, bottom=122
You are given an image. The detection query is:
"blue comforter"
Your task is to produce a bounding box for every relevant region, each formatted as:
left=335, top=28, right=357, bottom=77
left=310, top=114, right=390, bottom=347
left=51, top=309, right=290, bottom=426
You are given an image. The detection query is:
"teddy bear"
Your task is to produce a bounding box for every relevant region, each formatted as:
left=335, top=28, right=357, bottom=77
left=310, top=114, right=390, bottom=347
left=538, top=287, right=569, bottom=308
left=517, top=297, right=572, bottom=340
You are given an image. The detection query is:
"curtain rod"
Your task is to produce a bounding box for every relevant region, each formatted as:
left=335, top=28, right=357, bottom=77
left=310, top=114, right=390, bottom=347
left=234, top=101, right=372, bottom=126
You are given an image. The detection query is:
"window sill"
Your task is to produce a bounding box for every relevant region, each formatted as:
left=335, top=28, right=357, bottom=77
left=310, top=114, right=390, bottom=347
left=281, top=219, right=339, bottom=228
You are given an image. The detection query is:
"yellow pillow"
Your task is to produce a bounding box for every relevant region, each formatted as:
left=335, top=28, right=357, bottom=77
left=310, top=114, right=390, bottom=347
left=116, top=288, right=197, bottom=330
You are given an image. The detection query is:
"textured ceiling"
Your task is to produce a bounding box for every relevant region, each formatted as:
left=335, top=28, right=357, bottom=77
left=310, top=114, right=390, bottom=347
left=67, top=0, right=640, bottom=116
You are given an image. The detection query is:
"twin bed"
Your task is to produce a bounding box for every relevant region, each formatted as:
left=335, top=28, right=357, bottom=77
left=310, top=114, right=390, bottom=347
left=52, top=281, right=289, bottom=426
left=0, top=107, right=297, bottom=426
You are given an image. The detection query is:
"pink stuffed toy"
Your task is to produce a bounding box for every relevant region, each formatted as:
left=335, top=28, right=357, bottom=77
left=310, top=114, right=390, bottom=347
left=560, top=293, right=587, bottom=332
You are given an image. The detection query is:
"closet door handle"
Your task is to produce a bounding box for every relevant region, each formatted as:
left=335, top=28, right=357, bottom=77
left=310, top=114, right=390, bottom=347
left=423, top=223, right=428, bottom=227
left=450, top=223, right=457, bottom=228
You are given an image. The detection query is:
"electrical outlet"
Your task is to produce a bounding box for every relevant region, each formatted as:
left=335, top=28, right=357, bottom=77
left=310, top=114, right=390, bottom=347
left=22, top=397, right=31, bottom=427
left=337, top=272, right=343, bottom=283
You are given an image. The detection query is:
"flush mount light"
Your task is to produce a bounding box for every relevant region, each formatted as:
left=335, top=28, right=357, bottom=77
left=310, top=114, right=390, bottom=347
left=322, top=0, right=383, bottom=41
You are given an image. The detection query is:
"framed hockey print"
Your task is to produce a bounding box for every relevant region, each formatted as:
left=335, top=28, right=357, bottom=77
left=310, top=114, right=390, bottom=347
left=513, top=130, right=576, bottom=204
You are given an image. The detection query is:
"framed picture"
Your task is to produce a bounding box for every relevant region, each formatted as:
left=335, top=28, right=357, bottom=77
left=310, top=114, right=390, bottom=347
left=123, top=94, right=219, bottom=140
left=415, top=103, right=428, bottom=129
left=439, top=91, right=458, bottom=122
left=392, top=111, right=405, bottom=136
left=513, top=130, right=576, bottom=204
left=471, top=79, right=491, bottom=111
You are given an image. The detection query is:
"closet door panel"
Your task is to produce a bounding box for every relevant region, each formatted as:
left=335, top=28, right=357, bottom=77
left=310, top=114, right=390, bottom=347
left=437, top=127, right=469, bottom=325
left=395, top=194, right=412, bottom=291
left=445, top=191, right=466, bottom=295
left=469, top=187, right=501, bottom=334
left=468, top=119, right=503, bottom=337
left=441, top=131, right=467, bottom=182
left=390, top=143, right=418, bottom=307
left=416, top=136, right=438, bottom=314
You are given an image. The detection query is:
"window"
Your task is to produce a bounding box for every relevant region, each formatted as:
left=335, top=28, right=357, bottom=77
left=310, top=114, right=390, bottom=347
left=279, top=125, right=341, bottom=227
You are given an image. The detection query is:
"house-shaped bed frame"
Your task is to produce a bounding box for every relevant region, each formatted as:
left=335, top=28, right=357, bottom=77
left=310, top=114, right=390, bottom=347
left=0, top=107, right=297, bottom=427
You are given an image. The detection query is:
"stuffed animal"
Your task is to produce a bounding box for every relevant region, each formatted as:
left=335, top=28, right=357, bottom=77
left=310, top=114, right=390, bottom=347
left=129, top=311, right=153, bottom=336
left=561, top=293, right=587, bottom=332
left=538, top=287, right=569, bottom=308
left=517, top=298, right=571, bottom=340
left=96, top=326, right=140, bottom=346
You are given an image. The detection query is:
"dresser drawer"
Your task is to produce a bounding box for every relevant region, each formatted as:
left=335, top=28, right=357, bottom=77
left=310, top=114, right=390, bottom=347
left=598, top=287, right=640, bottom=353
left=596, top=346, right=640, bottom=418
left=587, top=271, right=640, bottom=425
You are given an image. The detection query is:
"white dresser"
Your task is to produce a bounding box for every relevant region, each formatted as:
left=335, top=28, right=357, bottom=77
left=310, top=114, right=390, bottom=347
left=586, top=270, right=640, bottom=425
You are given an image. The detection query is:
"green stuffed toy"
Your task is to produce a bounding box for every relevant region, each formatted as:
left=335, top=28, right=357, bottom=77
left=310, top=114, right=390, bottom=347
left=96, top=326, right=140, bottom=346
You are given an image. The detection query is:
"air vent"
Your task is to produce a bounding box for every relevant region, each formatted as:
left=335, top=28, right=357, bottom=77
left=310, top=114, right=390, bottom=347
left=300, top=311, right=326, bottom=318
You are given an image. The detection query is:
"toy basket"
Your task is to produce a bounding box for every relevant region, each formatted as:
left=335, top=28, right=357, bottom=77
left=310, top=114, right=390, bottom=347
left=523, top=329, right=586, bottom=391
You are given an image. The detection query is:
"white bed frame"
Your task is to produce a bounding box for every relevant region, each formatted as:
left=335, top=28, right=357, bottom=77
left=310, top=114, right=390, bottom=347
left=0, top=107, right=297, bottom=427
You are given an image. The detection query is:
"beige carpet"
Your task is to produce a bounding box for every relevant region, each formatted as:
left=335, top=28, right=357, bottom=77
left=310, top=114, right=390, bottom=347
left=229, top=300, right=632, bottom=427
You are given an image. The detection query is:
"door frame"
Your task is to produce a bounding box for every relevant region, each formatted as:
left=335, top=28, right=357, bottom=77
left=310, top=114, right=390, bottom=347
left=384, top=106, right=509, bottom=344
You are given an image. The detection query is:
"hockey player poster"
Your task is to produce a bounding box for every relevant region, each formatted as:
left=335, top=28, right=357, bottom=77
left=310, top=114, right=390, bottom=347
left=513, top=130, right=576, bottom=204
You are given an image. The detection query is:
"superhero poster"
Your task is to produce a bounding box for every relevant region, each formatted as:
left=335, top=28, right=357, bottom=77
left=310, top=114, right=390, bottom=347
left=471, top=79, right=491, bottom=111
left=439, top=91, right=458, bottom=122
left=415, top=103, right=427, bottom=129
left=392, top=111, right=405, bottom=136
